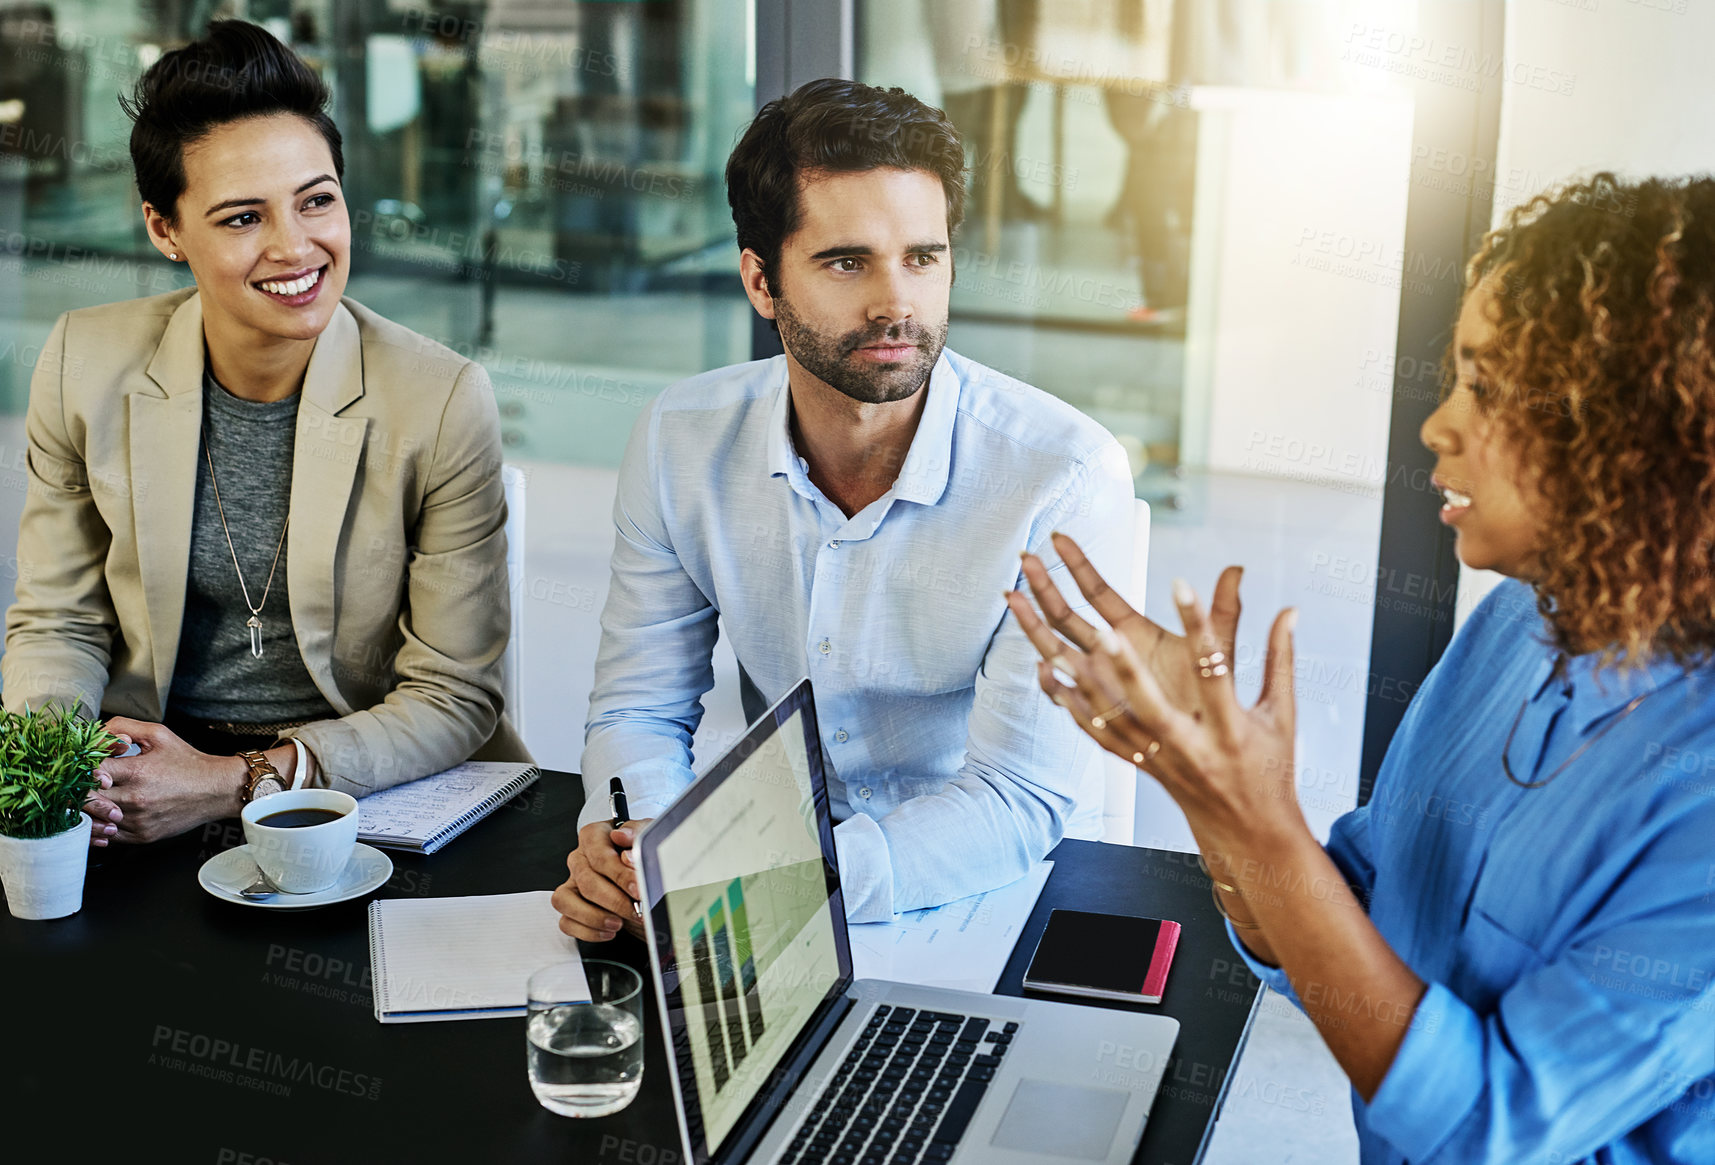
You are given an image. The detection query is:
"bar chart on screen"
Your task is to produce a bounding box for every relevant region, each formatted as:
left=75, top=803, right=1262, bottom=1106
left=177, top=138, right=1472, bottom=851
left=672, top=859, right=830, bottom=1102
left=652, top=706, right=847, bottom=1148
left=688, top=876, right=769, bottom=1090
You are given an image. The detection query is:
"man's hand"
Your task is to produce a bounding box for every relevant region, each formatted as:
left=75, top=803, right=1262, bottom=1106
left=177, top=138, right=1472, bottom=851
left=553, top=818, right=653, bottom=942
left=92, top=717, right=247, bottom=844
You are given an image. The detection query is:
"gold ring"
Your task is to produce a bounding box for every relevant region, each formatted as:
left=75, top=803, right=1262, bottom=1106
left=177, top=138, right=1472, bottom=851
left=1131, top=740, right=1161, bottom=765
left=1090, top=700, right=1129, bottom=730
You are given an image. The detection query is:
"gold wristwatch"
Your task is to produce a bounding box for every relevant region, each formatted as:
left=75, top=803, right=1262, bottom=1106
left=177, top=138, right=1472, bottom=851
left=239, top=749, right=286, bottom=803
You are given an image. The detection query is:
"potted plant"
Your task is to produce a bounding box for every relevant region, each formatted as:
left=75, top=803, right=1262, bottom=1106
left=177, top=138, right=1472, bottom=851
left=0, top=707, right=119, bottom=920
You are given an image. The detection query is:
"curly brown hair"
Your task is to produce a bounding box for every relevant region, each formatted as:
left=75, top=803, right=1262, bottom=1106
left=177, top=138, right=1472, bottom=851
left=1462, top=172, right=1715, bottom=666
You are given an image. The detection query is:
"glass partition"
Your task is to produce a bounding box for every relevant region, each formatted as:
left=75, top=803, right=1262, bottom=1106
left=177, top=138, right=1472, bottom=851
left=0, top=0, right=755, bottom=464
left=862, top=0, right=1428, bottom=844
left=1, top=0, right=1463, bottom=808
left=0, top=0, right=758, bottom=766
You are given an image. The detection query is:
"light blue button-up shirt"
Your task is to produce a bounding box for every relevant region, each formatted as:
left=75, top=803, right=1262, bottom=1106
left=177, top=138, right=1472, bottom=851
left=578, top=349, right=1135, bottom=920
left=1232, top=579, right=1715, bottom=1163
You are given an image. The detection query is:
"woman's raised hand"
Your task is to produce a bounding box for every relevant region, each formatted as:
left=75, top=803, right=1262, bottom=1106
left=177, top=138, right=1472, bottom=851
left=1014, top=532, right=1242, bottom=726
left=1005, top=532, right=1303, bottom=848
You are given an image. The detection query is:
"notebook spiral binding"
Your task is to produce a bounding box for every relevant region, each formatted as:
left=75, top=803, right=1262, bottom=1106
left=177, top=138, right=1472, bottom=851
left=419, top=766, right=540, bottom=854
left=368, top=900, right=390, bottom=1019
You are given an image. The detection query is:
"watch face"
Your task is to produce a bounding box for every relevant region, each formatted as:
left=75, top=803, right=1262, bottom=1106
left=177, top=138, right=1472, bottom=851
left=252, top=776, right=286, bottom=800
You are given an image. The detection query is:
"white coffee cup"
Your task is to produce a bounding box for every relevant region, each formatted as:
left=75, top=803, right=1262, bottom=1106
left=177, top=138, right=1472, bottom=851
left=240, top=789, right=359, bottom=893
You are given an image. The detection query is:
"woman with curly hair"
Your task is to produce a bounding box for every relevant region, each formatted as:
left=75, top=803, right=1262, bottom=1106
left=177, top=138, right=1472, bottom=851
left=1007, top=172, right=1715, bottom=1163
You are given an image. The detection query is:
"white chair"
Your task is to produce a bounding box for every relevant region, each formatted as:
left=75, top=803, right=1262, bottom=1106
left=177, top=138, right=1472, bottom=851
left=500, top=464, right=527, bottom=739
left=1099, top=498, right=1151, bottom=844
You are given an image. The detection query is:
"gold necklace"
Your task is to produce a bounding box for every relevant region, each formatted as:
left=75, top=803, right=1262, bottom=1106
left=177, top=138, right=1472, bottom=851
left=201, top=427, right=289, bottom=659
left=1501, top=658, right=1651, bottom=789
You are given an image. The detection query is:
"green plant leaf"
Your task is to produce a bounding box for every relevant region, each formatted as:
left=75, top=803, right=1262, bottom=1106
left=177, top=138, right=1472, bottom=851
left=0, top=705, right=119, bottom=839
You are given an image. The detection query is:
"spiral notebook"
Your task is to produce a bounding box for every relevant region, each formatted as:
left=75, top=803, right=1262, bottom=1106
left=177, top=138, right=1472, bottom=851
left=368, top=890, right=586, bottom=1023
left=355, top=761, right=540, bottom=854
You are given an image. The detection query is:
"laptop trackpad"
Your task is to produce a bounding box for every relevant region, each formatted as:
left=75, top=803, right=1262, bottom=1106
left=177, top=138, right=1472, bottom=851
left=989, top=1079, right=1130, bottom=1161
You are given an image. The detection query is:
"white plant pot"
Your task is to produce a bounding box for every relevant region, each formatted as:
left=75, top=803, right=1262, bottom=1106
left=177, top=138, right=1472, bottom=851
left=0, top=812, right=92, bottom=920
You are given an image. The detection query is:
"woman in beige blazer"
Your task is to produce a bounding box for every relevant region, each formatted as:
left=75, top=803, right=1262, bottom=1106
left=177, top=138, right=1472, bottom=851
left=3, top=21, right=528, bottom=845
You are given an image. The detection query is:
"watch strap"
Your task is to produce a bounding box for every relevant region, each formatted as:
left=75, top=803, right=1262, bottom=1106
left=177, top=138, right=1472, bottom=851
left=239, top=749, right=284, bottom=803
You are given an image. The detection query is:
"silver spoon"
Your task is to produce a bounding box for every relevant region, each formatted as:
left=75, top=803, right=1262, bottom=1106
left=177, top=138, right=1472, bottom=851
left=238, top=861, right=280, bottom=901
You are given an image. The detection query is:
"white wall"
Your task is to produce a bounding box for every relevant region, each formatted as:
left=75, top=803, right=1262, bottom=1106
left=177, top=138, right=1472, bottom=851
left=510, top=462, right=750, bottom=776
left=1182, top=87, right=1416, bottom=490
left=1494, top=0, right=1715, bottom=219
left=1457, top=0, right=1715, bottom=622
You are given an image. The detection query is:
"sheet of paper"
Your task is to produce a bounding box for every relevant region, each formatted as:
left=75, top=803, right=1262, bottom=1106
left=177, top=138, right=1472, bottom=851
left=847, top=861, right=1054, bottom=994
left=370, top=890, right=585, bottom=1022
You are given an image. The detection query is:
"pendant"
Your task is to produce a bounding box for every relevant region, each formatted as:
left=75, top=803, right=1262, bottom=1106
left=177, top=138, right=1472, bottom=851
left=248, top=614, right=263, bottom=659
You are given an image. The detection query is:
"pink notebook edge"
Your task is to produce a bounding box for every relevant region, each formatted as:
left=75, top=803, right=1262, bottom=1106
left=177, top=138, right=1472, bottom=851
left=1140, top=920, right=1181, bottom=999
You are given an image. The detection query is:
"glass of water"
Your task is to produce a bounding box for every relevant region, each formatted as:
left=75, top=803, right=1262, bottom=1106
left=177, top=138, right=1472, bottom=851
left=526, top=959, right=645, bottom=1117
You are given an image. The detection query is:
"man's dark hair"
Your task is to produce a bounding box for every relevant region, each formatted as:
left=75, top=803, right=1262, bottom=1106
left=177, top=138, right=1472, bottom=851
left=120, top=20, right=343, bottom=223
left=725, top=78, right=965, bottom=293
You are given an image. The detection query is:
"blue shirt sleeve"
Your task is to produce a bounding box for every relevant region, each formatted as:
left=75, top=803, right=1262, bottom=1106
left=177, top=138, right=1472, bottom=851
left=577, top=400, right=719, bottom=831
left=1362, top=797, right=1715, bottom=1163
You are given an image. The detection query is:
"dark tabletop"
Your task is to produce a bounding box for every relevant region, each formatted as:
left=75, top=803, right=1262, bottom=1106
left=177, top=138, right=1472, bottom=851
left=1, top=771, right=1259, bottom=1165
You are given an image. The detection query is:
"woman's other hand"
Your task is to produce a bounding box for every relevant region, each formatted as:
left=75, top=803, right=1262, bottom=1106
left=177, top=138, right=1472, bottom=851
left=95, top=718, right=245, bottom=844
left=82, top=732, right=135, bottom=847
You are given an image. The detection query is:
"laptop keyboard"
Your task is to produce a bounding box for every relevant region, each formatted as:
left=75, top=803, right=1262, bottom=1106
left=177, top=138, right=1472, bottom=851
left=777, top=1005, right=1019, bottom=1165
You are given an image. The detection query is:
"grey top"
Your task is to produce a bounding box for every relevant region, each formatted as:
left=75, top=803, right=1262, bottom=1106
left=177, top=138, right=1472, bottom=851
left=166, top=369, right=339, bottom=725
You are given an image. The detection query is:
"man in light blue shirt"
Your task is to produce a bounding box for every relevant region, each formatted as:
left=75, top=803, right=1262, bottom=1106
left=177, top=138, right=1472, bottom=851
left=551, top=79, right=1133, bottom=939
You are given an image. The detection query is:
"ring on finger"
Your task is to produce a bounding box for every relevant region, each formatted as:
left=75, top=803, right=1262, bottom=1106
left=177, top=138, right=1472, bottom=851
left=1090, top=699, right=1129, bottom=730
left=1050, top=654, right=1081, bottom=688
left=1197, top=650, right=1229, bottom=679
left=1131, top=740, right=1162, bottom=765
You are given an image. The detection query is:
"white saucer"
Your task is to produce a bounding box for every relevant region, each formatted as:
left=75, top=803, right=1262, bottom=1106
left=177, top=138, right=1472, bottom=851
left=198, top=843, right=394, bottom=909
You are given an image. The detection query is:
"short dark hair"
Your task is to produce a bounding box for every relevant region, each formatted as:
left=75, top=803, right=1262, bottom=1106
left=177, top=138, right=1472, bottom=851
left=725, top=78, right=965, bottom=293
left=120, top=20, right=343, bottom=224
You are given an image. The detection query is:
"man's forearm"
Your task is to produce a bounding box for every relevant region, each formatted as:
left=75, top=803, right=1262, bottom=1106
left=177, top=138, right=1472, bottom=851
left=575, top=744, right=696, bottom=832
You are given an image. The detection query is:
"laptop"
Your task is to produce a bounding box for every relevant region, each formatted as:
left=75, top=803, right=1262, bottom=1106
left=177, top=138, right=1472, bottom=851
left=634, top=679, right=1180, bottom=1165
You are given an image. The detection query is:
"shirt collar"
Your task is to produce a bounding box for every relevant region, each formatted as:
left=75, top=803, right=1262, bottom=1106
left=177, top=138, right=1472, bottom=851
left=763, top=350, right=962, bottom=507
left=764, top=357, right=800, bottom=484
left=1550, top=647, right=1692, bottom=734
left=890, top=351, right=960, bottom=507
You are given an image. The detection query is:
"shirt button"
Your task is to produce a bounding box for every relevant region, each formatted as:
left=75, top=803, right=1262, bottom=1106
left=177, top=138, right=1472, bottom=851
left=828, top=539, right=841, bottom=548
left=835, top=729, right=849, bottom=742
left=818, top=639, right=831, bottom=655
left=858, top=787, right=872, bottom=799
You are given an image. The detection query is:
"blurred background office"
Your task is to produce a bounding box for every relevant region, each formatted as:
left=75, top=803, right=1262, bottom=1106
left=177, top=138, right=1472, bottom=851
left=0, top=0, right=1420, bottom=835
left=2, top=3, right=1712, bottom=1156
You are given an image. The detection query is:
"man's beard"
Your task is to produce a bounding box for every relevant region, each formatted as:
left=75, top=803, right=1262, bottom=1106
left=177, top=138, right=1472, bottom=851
left=773, top=295, right=948, bottom=405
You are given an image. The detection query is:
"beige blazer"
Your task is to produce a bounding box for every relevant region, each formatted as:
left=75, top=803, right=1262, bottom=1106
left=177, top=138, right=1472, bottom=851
left=2, top=288, right=530, bottom=795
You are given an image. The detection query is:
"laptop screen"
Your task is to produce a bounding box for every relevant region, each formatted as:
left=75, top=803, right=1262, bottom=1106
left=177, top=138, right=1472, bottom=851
left=639, top=681, right=852, bottom=1162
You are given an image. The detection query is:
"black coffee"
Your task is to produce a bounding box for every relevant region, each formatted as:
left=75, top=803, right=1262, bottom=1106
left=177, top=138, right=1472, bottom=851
left=256, top=807, right=345, bottom=829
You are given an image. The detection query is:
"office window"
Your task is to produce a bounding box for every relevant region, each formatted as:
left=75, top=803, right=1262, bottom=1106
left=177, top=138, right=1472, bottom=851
left=0, top=0, right=754, bottom=453
left=0, top=0, right=759, bottom=765
left=862, top=0, right=1430, bottom=844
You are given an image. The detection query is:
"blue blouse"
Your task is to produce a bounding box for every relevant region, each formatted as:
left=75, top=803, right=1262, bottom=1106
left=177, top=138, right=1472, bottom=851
left=1232, top=579, right=1715, bottom=1164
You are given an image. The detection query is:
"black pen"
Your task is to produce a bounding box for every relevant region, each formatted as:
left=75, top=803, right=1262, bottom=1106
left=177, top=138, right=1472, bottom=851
left=609, top=777, right=642, bottom=918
